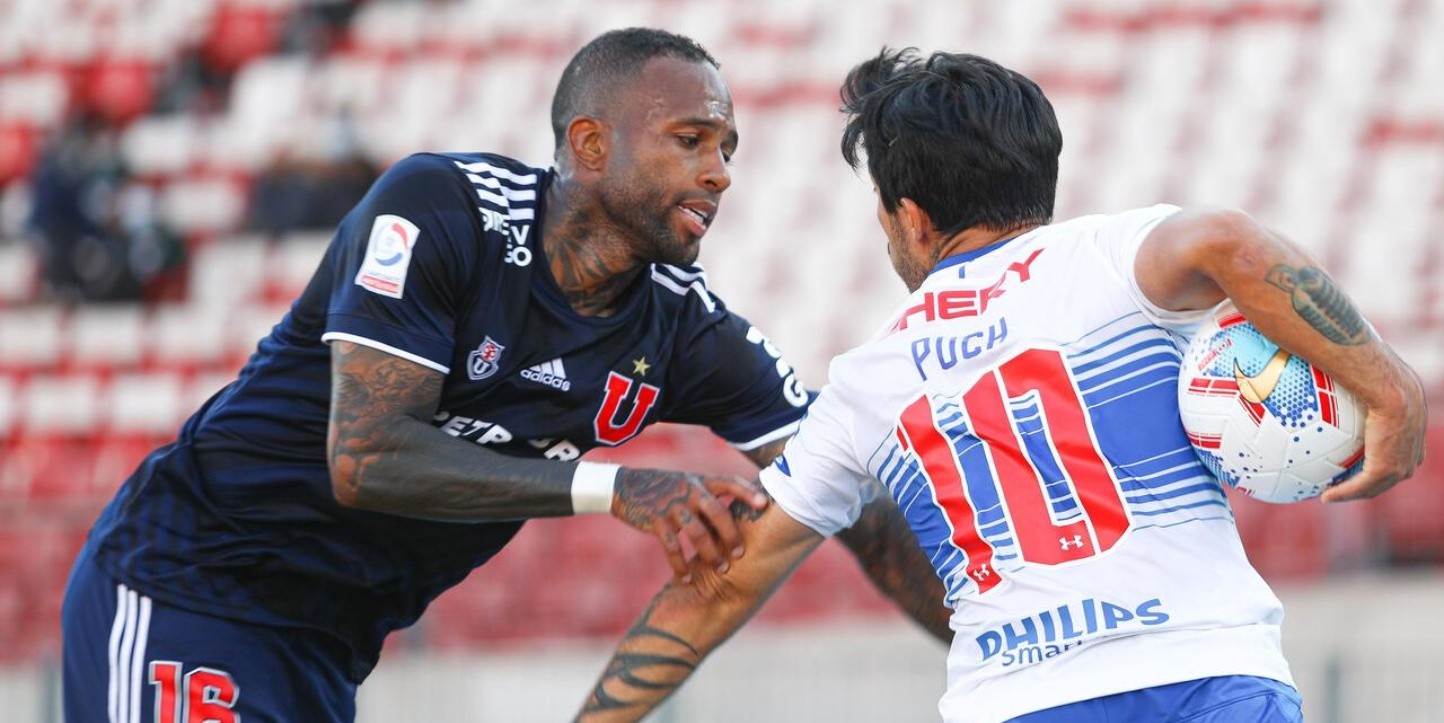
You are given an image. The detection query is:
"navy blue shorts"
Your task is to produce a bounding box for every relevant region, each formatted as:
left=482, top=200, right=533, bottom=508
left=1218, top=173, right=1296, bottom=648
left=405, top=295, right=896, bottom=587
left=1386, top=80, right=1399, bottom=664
left=62, top=544, right=358, bottom=723
left=1010, top=674, right=1304, bottom=722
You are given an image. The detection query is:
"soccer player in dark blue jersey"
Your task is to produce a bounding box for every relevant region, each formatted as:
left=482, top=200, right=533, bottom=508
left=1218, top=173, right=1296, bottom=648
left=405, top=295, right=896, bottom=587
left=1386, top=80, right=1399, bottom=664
left=61, top=28, right=950, bottom=722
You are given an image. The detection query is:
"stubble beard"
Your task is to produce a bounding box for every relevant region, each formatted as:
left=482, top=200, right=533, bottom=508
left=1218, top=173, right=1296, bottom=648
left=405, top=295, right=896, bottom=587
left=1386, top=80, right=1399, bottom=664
left=600, top=181, right=697, bottom=267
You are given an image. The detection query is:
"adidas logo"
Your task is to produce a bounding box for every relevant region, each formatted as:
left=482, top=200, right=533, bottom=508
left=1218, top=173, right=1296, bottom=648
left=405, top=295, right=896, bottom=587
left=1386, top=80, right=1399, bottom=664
left=520, top=358, right=571, bottom=391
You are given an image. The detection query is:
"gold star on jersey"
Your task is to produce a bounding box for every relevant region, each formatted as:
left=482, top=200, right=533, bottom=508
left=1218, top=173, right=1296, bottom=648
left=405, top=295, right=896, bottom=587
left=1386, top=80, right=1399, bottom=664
left=632, top=356, right=651, bottom=376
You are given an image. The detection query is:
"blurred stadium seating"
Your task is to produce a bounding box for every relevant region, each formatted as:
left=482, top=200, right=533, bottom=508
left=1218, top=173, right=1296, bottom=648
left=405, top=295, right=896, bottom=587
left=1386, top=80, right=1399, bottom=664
left=1, top=0, right=1443, bottom=720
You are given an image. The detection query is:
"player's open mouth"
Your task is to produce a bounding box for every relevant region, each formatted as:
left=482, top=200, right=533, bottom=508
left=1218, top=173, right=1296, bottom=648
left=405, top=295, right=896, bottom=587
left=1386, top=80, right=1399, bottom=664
left=678, top=202, right=714, bottom=236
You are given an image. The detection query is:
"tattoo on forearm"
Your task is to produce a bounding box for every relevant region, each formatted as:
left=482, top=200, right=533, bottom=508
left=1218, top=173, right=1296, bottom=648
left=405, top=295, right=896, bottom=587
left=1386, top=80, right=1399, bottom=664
left=329, top=343, right=577, bottom=520
left=838, top=497, right=953, bottom=643
left=1265, top=264, right=1368, bottom=345
left=583, top=601, right=700, bottom=714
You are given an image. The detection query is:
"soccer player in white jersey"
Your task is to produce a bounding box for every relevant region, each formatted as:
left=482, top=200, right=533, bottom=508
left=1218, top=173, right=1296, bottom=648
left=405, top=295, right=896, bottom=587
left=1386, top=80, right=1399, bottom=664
left=576, top=48, right=1428, bottom=722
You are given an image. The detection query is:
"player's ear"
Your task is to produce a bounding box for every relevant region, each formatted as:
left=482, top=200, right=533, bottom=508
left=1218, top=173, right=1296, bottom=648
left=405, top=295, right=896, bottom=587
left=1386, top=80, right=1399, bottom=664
left=566, top=117, right=608, bottom=172
left=897, top=197, right=933, bottom=245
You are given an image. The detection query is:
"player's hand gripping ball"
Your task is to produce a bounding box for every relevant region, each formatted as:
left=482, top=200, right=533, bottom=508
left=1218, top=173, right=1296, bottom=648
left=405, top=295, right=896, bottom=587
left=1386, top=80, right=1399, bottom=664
left=1177, top=305, right=1365, bottom=503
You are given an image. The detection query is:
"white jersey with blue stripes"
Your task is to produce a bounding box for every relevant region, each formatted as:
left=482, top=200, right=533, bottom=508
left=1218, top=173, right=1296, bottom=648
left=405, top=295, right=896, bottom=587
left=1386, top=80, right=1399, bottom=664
left=759, top=204, right=1293, bottom=723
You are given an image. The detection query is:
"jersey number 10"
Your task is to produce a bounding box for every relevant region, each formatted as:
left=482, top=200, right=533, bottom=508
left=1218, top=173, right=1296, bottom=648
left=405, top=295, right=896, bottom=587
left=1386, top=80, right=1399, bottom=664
left=896, top=347, right=1131, bottom=593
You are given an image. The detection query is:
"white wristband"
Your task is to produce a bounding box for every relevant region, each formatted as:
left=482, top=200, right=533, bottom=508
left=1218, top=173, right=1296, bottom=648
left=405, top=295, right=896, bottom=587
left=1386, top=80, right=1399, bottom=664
left=571, top=462, right=620, bottom=515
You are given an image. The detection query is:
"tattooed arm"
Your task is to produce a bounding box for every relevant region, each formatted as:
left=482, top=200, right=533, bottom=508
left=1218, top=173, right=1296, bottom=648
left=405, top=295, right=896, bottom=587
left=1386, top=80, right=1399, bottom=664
left=742, top=442, right=952, bottom=643
left=576, top=501, right=826, bottom=722
left=1137, top=207, right=1427, bottom=501
left=327, top=341, right=766, bottom=577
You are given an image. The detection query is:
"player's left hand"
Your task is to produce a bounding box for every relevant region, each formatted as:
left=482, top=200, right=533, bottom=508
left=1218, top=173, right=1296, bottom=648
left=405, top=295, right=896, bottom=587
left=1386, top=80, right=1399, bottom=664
left=1323, top=361, right=1428, bottom=502
left=611, top=469, right=769, bottom=581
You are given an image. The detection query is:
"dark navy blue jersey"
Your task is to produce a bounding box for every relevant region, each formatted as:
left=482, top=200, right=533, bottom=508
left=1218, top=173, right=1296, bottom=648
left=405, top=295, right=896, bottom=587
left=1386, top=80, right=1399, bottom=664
left=86, top=152, right=812, bottom=681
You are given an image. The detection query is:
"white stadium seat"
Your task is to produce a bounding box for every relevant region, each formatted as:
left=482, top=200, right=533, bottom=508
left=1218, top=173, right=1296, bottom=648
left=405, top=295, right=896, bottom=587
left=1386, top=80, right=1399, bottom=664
left=106, top=372, right=184, bottom=434
left=21, top=373, right=101, bottom=435
left=149, top=304, right=229, bottom=369
left=267, top=232, right=331, bottom=300
left=0, top=243, right=38, bottom=306
left=187, top=237, right=271, bottom=308
left=159, top=177, right=249, bottom=235
left=0, top=307, right=63, bottom=369
left=69, top=305, right=145, bottom=369
left=0, top=374, right=16, bottom=438
left=0, top=71, right=69, bottom=126
left=120, top=115, right=200, bottom=177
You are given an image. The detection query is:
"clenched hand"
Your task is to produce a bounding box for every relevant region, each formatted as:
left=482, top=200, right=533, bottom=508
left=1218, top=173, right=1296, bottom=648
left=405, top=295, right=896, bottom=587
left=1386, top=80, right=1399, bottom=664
left=611, top=469, right=769, bottom=580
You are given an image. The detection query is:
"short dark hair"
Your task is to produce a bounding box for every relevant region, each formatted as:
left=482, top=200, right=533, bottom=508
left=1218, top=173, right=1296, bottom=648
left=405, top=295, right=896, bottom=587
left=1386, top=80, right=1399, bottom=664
left=550, top=28, right=719, bottom=151
left=840, top=49, right=1062, bottom=236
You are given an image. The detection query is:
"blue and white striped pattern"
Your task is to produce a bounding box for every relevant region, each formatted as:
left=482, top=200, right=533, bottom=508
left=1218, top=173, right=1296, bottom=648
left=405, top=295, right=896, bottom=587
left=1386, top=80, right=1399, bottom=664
left=1067, top=313, right=1230, bottom=529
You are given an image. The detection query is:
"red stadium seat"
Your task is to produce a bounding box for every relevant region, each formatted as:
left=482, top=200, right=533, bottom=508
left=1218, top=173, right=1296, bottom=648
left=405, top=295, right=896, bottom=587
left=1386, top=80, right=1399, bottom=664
left=0, top=435, right=102, bottom=514
left=0, top=123, right=38, bottom=185
left=200, top=4, right=282, bottom=75
left=82, top=57, right=156, bottom=126
left=0, top=520, right=88, bottom=662
left=1377, top=424, right=1444, bottom=564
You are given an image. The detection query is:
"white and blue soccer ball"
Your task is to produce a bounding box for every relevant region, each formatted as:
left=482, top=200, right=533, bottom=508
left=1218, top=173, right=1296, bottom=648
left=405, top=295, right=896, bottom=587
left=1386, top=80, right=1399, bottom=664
left=1177, top=305, right=1365, bottom=503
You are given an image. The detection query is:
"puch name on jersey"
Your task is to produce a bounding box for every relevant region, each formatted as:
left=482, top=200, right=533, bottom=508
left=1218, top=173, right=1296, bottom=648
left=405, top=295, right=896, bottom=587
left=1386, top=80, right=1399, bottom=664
left=975, top=596, right=1170, bottom=668
left=910, top=318, right=1010, bottom=381
left=889, top=248, right=1044, bottom=333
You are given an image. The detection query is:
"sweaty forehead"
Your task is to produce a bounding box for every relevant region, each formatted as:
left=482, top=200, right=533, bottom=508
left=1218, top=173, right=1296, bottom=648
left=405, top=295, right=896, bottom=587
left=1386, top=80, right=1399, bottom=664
left=615, top=56, right=734, bottom=128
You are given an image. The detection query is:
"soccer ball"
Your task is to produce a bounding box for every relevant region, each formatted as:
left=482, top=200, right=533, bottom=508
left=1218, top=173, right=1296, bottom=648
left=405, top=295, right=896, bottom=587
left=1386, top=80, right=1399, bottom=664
left=1177, top=305, right=1365, bottom=503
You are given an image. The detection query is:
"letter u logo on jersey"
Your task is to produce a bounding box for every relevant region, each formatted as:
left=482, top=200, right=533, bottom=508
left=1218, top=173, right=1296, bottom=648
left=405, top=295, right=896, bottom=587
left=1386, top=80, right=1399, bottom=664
left=593, top=371, right=661, bottom=446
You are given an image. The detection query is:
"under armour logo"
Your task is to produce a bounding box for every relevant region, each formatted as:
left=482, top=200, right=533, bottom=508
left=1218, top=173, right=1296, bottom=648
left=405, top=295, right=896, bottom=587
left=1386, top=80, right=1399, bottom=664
left=1060, top=535, right=1085, bottom=551
left=971, top=565, right=992, bottom=580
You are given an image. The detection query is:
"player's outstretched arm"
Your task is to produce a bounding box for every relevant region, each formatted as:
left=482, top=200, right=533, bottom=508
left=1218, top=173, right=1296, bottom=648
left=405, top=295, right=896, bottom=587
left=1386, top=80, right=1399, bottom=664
left=327, top=340, right=767, bottom=578
left=741, top=442, right=953, bottom=643
left=836, top=482, right=954, bottom=643
left=1137, top=207, right=1428, bottom=501
left=575, top=500, right=825, bottom=723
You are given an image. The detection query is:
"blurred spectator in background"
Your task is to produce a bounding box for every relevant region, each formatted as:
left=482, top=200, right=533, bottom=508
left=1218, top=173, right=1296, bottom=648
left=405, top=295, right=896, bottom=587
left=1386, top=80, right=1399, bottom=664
left=26, top=114, right=184, bottom=303
left=246, top=108, right=379, bottom=237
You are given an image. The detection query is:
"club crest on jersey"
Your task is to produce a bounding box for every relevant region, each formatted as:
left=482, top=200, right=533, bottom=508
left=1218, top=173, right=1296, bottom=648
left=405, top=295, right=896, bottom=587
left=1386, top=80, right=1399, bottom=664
left=468, top=336, right=506, bottom=381
left=593, top=371, right=661, bottom=446
left=355, top=214, right=421, bottom=299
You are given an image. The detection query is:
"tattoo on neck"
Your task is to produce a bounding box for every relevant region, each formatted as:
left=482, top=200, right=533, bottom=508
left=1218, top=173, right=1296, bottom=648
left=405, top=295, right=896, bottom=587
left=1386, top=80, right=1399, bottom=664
left=1264, top=264, right=1368, bottom=345
left=545, top=207, right=644, bottom=317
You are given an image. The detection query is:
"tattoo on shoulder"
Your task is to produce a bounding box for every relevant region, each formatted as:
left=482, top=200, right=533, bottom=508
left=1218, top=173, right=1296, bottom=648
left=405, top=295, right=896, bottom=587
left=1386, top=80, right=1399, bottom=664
left=1264, top=264, right=1368, bottom=345
left=328, top=342, right=444, bottom=501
